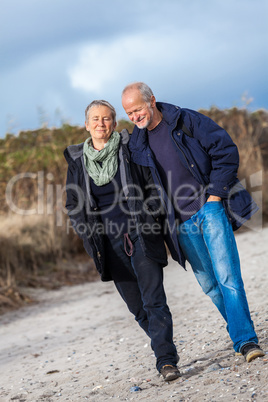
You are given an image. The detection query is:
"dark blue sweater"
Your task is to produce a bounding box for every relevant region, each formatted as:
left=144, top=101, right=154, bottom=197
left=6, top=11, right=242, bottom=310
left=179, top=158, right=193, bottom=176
left=148, top=119, right=206, bottom=221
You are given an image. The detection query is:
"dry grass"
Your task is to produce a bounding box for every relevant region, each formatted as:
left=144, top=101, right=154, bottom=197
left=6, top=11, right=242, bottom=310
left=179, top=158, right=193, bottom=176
left=0, top=214, right=99, bottom=313
left=0, top=110, right=267, bottom=313
left=0, top=215, right=60, bottom=286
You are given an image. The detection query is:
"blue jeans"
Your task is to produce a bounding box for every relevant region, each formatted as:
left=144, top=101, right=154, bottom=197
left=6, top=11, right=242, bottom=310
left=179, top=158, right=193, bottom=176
left=178, top=201, right=258, bottom=352
left=106, top=231, right=177, bottom=372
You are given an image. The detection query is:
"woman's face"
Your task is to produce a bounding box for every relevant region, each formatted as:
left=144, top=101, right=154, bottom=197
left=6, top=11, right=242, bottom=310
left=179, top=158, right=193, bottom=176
left=85, top=105, right=117, bottom=149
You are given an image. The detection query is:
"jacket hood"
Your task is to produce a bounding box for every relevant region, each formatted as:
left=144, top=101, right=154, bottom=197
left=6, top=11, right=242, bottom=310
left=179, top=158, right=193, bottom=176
left=64, top=129, right=129, bottom=164
left=156, top=102, right=182, bottom=127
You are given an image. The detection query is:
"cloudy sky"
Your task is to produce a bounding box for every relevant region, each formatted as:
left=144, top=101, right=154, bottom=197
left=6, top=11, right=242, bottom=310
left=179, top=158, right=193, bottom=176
left=0, top=0, right=267, bottom=137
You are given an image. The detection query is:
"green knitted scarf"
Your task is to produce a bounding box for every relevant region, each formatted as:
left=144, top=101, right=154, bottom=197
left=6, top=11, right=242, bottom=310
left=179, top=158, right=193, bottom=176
left=83, top=131, right=120, bottom=186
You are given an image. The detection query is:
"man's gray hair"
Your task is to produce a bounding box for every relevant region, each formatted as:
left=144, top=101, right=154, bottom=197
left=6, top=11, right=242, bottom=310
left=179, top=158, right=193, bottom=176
left=85, top=100, right=116, bottom=123
left=122, top=82, right=154, bottom=104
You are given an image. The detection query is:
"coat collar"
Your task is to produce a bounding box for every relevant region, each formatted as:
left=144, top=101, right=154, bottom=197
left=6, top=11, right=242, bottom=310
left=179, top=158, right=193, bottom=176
left=156, top=102, right=182, bottom=128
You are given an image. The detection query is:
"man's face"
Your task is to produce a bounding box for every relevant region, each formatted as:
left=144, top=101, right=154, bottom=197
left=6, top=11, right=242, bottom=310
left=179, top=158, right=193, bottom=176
left=85, top=105, right=116, bottom=145
left=122, top=90, right=154, bottom=130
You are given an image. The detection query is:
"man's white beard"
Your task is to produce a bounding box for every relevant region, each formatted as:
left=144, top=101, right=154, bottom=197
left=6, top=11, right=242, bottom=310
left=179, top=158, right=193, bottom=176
left=136, top=107, right=153, bottom=129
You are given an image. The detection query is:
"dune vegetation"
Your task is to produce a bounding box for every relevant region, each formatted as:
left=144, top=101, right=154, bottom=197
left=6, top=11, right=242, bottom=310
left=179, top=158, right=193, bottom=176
left=0, top=109, right=267, bottom=312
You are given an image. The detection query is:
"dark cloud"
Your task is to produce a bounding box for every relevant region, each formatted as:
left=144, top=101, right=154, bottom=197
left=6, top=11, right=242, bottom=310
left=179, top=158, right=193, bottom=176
left=1, top=0, right=169, bottom=71
left=0, top=0, right=267, bottom=136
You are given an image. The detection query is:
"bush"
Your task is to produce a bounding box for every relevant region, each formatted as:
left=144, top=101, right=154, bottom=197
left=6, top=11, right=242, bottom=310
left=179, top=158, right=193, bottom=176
left=0, top=112, right=267, bottom=308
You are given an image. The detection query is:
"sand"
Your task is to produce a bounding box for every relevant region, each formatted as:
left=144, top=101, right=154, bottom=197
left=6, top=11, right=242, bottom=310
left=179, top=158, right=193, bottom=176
left=0, top=228, right=267, bottom=402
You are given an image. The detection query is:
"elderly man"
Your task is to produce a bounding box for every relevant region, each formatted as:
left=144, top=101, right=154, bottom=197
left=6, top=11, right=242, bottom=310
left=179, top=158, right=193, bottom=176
left=122, top=82, right=265, bottom=363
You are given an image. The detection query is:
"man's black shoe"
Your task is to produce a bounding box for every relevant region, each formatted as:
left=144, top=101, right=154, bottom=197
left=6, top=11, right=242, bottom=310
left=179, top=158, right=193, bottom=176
left=160, top=365, right=181, bottom=381
left=240, top=343, right=265, bottom=362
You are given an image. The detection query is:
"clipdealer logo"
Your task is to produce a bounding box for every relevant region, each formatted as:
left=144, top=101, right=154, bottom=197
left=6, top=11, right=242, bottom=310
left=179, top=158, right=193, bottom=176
left=227, top=171, right=263, bottom=232
left=5, top=170, right=263, bottom=232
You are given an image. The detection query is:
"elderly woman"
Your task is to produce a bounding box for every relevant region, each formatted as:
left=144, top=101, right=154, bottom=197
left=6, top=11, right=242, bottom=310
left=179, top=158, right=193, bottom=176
left=64, top=100, right=180, bottom=381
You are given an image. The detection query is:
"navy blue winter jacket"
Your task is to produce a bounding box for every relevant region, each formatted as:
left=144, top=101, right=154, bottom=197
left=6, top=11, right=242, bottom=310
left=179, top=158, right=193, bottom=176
left=129, top=102, right=259, bottom=268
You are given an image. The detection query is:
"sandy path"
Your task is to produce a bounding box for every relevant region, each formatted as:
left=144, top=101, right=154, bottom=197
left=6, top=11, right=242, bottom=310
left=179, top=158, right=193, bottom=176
left=0, top=228, right=267, bottom=402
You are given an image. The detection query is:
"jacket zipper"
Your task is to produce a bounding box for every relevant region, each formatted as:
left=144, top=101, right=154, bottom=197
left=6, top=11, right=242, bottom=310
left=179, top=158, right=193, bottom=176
left=172, top=136, right=198, bottom=181
left=170, top=122, right=200, bottom=183
left=124, top=155, right=136, bottom=220
left=151, top=163, right=177, bottom=248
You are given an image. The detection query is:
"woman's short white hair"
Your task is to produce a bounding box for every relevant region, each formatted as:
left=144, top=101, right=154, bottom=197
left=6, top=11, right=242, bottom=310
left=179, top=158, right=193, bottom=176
left=85, top=100, right=116, bottom=123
